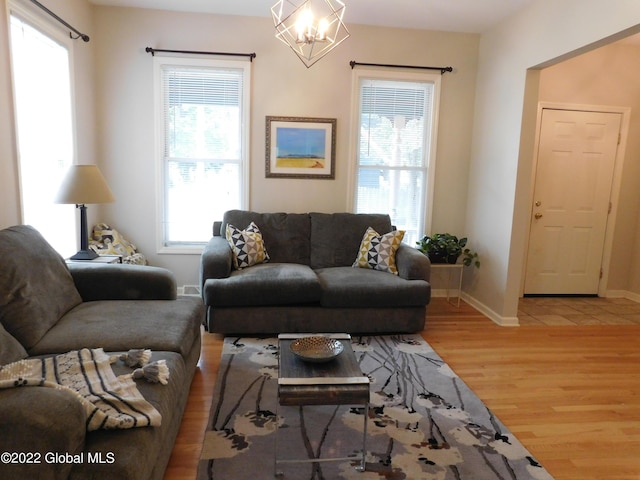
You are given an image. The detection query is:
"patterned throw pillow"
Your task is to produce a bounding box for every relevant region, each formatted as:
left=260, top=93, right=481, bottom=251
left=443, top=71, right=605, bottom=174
left=225, top=222, right=270, bottom=270
left=353, top=226, right=405, bottom=275
left=89, top=223, right=147, bottom=265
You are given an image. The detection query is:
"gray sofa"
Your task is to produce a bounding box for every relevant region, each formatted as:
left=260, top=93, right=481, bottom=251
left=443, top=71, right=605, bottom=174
left=0, top=225, right=203, bottom=480
left=200, top=210, right=431, bottom=334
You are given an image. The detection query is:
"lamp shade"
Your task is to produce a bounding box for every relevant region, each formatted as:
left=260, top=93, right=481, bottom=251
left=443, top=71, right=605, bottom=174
left=54, top=164, right=115, bottom=205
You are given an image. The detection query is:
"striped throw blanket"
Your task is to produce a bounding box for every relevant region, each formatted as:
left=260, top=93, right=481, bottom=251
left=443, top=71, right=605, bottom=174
left=0, top=348, right=161, bottom=430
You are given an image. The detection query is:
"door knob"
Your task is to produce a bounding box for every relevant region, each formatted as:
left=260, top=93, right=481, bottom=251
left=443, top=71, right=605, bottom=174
left=534, top=213, right=543, bottom=219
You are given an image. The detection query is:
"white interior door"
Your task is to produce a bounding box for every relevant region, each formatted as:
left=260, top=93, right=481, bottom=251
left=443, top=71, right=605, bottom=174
left=524, top=108, right=621, bottom=295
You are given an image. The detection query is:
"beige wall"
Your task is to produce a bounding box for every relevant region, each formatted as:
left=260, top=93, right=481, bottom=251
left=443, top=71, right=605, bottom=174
left=537, top=41, right=640, bottom=297
left=466, top=0, right=640, bottom=323
left=4, top=0, right=640, bottom=303
left=91, top=7, right=479, bottom=286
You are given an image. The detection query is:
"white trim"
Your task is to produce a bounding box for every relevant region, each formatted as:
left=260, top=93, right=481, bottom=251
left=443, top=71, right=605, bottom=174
left=152, top=55, right=251, bottom=253
left=347, top=67, right=441, bottom=236
left=604, top=290, right=640, bottom=303
left=7, top=0, right=80, bottom=186
left=8, top=0, right=77, bottom=48
left=7, top=1, right=79, bottom=255
left=459, top=293, right=520, bottom=327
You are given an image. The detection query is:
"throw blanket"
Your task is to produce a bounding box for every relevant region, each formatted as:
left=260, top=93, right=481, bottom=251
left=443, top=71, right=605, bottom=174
left=0, top=348, right=163, bottom=430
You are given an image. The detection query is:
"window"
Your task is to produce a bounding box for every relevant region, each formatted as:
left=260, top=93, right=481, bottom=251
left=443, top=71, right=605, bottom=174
left=9, top=7, right=76, bottom=256
left=351, top=69, right=441, bottom=246
left=154, top=56, right=250, bottom=249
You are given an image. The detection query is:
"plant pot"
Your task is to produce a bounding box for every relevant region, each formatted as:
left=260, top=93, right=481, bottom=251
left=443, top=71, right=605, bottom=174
left=428, top=253, right=459, bottom=264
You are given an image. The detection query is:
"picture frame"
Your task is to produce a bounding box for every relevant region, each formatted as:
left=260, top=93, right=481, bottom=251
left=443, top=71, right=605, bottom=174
left=265, top=116, right=336, bottom=179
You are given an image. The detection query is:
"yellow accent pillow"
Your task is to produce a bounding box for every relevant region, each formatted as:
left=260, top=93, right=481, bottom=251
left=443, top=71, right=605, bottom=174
left=353, top=227, right=405, bottom=275
left=225, top=222, right=270, bottom=270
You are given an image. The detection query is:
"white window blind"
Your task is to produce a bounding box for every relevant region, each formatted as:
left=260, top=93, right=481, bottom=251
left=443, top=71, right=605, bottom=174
left=354, top=76, right=438, bottom=246
left=157, top=59, right=249, bottom=246
left=9, top=11, right=76, bottom=256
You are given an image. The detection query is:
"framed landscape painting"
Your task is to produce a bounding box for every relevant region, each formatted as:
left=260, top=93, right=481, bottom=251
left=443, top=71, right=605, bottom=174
left=265, top=116, right=336, bottom=179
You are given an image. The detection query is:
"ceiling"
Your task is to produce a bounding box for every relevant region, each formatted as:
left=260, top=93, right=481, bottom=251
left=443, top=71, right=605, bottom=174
left=88, top=0, right=537, bottom=33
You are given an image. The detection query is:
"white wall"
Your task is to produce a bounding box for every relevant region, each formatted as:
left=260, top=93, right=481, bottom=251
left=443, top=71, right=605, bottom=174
left=466, top=0, right=640, bottom=323
left=92, top=6, right=479, bottom=286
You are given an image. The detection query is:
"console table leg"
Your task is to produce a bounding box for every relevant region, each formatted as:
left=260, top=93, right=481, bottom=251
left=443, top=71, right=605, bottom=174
left=355, top=402, right=369, bottom=472
left=274, top=403, right=283, bottom=478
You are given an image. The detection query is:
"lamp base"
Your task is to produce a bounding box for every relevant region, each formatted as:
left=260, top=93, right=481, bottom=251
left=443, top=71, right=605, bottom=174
left=69, top=249, right=99, bottom=261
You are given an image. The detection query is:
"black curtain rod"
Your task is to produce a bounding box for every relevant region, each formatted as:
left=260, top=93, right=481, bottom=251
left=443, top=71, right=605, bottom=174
left=350, top=61, right=452, bottom=75
left=145, top=47, right=256, bottom=61
left=29, top=0, right=89, bottom=42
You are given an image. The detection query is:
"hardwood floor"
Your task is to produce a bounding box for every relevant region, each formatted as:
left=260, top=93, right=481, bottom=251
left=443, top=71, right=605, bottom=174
left=164, top=298, right=640, bottom=480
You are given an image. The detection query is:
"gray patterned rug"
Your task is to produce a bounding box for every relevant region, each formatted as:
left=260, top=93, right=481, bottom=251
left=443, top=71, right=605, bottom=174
left=197, top=335, right=554, bottom=479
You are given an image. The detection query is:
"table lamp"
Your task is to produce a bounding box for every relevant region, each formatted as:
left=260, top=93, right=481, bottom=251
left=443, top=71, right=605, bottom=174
left=54, top=164, right=115, bottom=260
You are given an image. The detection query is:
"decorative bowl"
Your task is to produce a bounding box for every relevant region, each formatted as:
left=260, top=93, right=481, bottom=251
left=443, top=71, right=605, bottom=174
left=290, top=336, right=344, bottom=363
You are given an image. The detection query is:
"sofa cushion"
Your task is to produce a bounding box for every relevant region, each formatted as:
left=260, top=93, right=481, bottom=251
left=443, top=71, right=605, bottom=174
left=0, top=387, right=86, bottom=480
left=0, top=225, right=83, bottom=350
left=316, top=267, right=430, bottom=308
left=353, top=226, right=405, bottom=275
left=69, top=350, right=188, bottom=480
left=310, top=213, right=394, bottom=269
left=28, top=297, right=203, bottom=357
left=203, top=263, right=321, bottom=307
left=225, top=221, right=270, bottom=269
left=0, top=322, right=28, bottom=365
left=222, top=210, right=311, bottom=264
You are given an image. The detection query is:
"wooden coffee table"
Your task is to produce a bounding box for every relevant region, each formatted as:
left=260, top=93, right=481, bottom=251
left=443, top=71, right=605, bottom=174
left=276, top=333, right=370, bottom=476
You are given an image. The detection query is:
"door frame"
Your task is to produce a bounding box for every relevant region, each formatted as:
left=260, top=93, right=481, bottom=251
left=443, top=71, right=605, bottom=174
left=521, top=102, right=630, bottom=297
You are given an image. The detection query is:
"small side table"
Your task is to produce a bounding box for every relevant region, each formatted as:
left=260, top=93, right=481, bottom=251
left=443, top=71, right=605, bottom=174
left=66, top=254, right=122, bottom=264
left=431, top=263, right=463, bottom=307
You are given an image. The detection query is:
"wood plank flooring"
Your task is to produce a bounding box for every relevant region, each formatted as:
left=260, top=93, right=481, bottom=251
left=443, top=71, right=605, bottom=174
left=164, top=298, right=640, bottom=480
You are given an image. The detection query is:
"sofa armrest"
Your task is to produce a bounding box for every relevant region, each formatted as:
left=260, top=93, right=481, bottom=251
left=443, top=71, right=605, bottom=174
left=68, top=263, right=177, bottom=301
left=396, top=244, right=431, bottom=281
left=0, top=388, right=86, bottom=480
left=199, top=236, right=233, bottom=288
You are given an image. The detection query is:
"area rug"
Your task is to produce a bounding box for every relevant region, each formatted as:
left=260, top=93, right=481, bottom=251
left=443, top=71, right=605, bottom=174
left=197, top=335, right=554, bottom=479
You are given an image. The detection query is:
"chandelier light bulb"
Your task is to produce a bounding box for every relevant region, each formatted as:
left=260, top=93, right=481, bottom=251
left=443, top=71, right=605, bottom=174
left=295, top=8, right=313, bottom=43
left=317, top=17, right=329, bottom=41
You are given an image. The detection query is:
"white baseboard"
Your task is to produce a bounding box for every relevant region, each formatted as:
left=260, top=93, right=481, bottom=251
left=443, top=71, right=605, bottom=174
left=461, top=293, right=520, bottom=327
left=455, top=290, right=640, bottom=327
left=431, top=290, right=520, bottom=326
left=605, top=290, right=640, bottom=303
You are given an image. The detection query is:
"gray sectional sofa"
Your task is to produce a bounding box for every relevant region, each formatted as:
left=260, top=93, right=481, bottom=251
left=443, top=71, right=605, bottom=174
left=200, top=210, right=431, bottom=334
left=0, top=225, right=204, bottom=480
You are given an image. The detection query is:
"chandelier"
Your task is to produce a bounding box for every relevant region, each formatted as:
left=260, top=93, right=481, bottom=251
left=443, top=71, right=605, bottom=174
left=271, top=0, right=350, bottom=68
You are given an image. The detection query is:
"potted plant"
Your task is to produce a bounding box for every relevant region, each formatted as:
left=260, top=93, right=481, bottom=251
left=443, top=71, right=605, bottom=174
left=416, top=233, right=480, bottom=268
